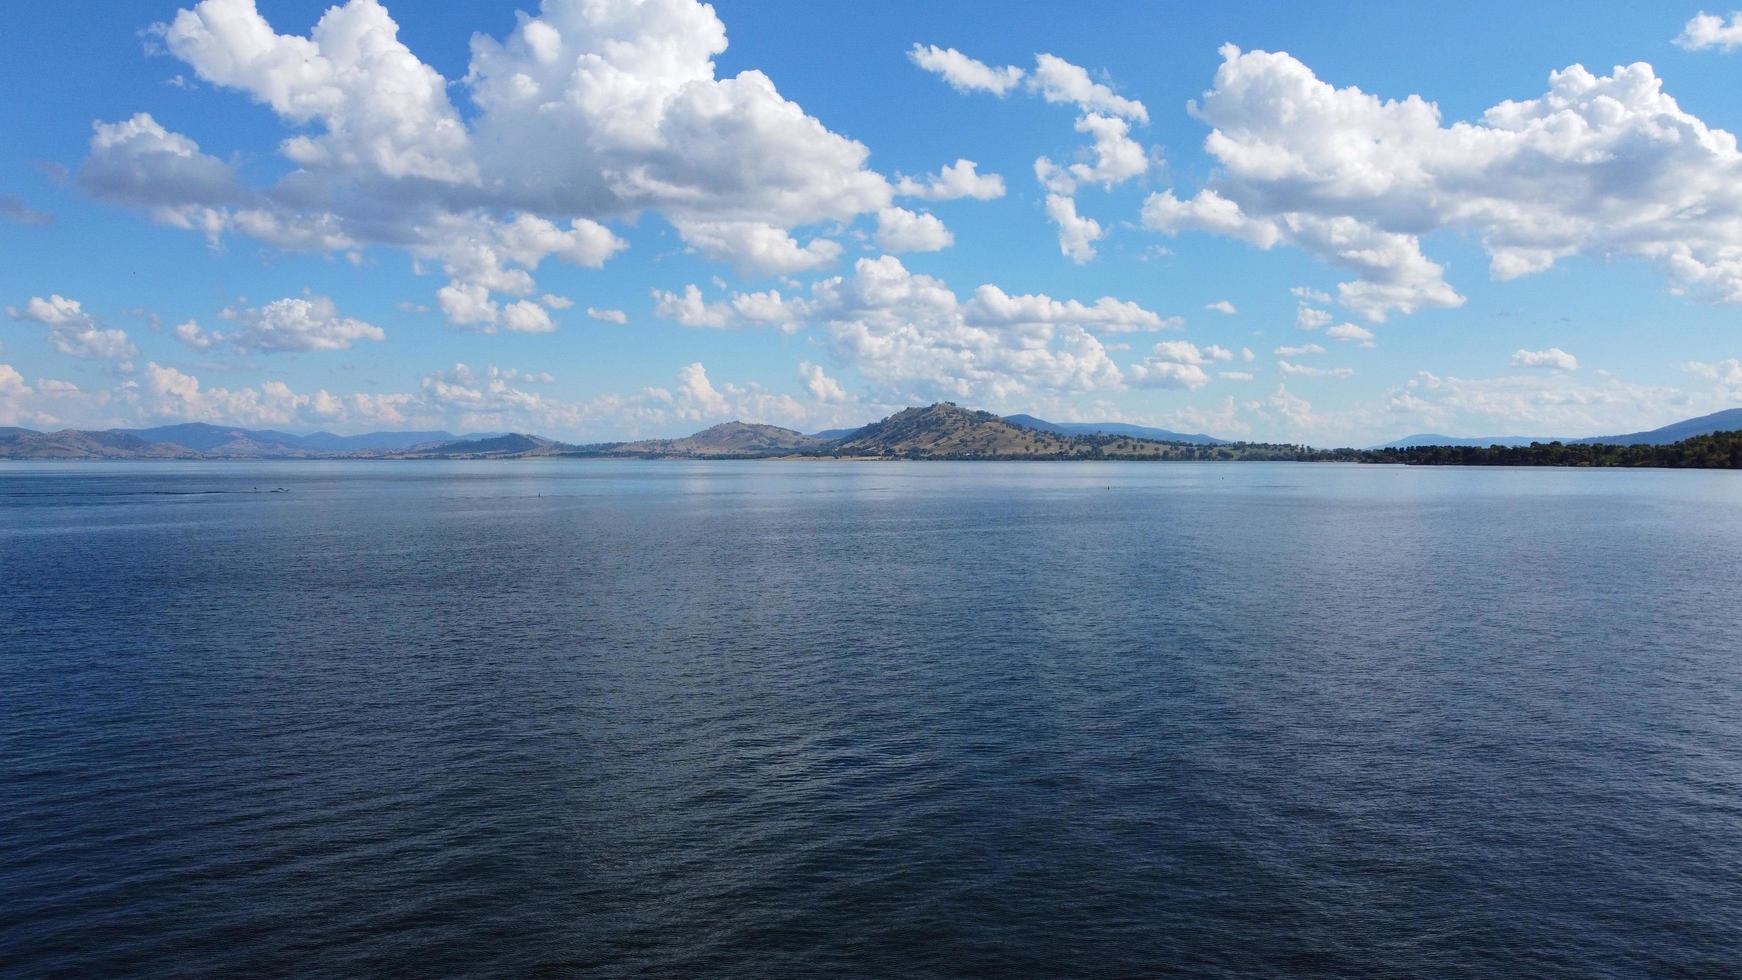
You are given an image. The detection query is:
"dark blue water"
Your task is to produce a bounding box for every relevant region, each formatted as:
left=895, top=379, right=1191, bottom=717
left=3, top=461, right=1740, bottom=977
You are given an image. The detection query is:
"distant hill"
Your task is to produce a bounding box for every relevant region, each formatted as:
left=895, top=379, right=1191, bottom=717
left=808, top=426, right=867, bottom=441
left=397, top=433, right=571, bottom=458
left=113, top=422, right=478, bottom=455
left=1378, top=434, right=1551, bottom=449
left=1573, top=408, right=1742, bottom=446
left=826, top=403, right=1220, bottom=459
left=1004, top=414, right=1223, bottom=445
left=616, top=421, right=826, bottom=457
left=1379, top=408, right=1742, bottom=449
left=0, top=427, right=198, bottom=459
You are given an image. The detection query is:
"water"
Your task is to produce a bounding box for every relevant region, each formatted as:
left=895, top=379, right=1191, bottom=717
left=2, top=460, right=1740, bottom=977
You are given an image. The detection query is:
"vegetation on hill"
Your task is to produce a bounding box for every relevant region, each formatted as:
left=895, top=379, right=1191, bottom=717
left=612, top=421, right=825, bottom=457
left=3, top=405, right=1739, bottom=467
left=820, top=404, right=1323, bottom=460
left=1358, top=431, right=1742, bottom=468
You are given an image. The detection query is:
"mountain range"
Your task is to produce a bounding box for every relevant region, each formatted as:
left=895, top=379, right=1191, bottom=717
left=3, top=405, right=1739, bottom=461
left=1378, top=408, right=1742, bottom=449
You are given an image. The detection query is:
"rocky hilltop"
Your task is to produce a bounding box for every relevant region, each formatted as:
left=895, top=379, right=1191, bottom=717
left=829, top=403, right=1224, bottom=459
left=614, top=421, right=826, bottom=458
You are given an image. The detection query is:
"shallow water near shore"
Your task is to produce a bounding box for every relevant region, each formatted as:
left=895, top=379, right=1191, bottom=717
left=3, top=460, right=1740, bottom=977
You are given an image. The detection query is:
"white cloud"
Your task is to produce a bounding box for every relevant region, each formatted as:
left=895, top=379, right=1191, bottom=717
left=875, top=207, right=954, bottom=252
left=142, top=361, right=378, bottom=428
left=216, top=295, right=385, bottom=352
left=1684, top=357, right=1742, bottom=399
left=1219, top=371, right=1255, bottom=381
left=1205, top=300, right=1238, bottom=315
left=1278, top=361, right=1354, bottom=379
left=1144, top=45, right=1742, bottom=316
left=1387, top=369, right=1710, bottom=437
left=907, top=44, right=1025, bottom=96
left=1291, top=286, right=1332, bottom=304
left=670, top=219, right=842, bottom=277
left=1274, top=343, right=1327, bottom=357
left=962, top=284, right=1174, bottom=333
left=499, top=300, right=555, bottom=334
left=1326, top=322, right=1376, bottom=346
left=1035, top=113, right=1148, bottom=194
left=586, top=307, right=628, bottom=324
left=1510, top=347, right=1579, bottom=371
left=89, top=0, right=893, bottom=315
left=1044, top=194, right=1103, bottom=263
left=7, top=295, right=138, bottom=360
left=1027, top=53, right=1148, bottom=122
left=1128, top=340, right=1219, bottom=390
left=1259, top=384, right=1318, bottom=430
left=730, top=289, right=803, bottom=334
left=895, top=159, right=1005, bottom=201
left=541, top=294, right=574, bottom=310
left=806, top=255, right=1125, bottom=404
left=651, top=284, right=732, bottom=329
left=173, top=319, right=220, bottom=350
left=1676, top=11, right=1742, bottom=51
left=799, top=361, right=848, bottom=402
left=1296, top=305, right=1332, bottom=331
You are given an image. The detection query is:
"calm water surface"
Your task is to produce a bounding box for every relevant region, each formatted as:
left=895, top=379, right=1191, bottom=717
left=2, top=460, right=1740, bottom=977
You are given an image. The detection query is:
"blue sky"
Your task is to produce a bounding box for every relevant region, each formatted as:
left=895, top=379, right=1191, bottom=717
left=2, top=0, right=1740, bottom=444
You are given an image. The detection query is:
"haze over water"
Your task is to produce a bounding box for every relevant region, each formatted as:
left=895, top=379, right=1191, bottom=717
left=3, top=461, right=1740, bottom=977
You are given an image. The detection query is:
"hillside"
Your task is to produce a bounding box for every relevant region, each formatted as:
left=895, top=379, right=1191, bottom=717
left=1379, top=407, right=1742, bottom=449
left=1003, top=414, right=1223, bottom=445
left=0, top=428, right=198, bottom=459
left=1573, top=408, right=1742, bottom=446
left=615, top=421, right=826, bottom=457
left=395, top=433, right=573, bottom=458
left=825, top=403, right=1219, bottom=459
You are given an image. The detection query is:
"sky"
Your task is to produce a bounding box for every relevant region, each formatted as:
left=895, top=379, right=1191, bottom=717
left=2, top=0, right=1742, bottom=445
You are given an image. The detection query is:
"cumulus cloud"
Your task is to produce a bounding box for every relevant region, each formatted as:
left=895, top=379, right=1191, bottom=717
left=1027, top=53, right=1148, bottom=122
left=213, top=295, right=386, bottom=352
left=1035, top=113, right=1148, bottom=194
left=1676, top=11, right=1742, bottom=51
left=670, top=219, right=842, bottom=276
left=799, top=361, right=848, bottom=402
left=1510, top=347, right=1579, bottom=371
left=651, top=284, right=733, bottom=329
left=895, top=159, right=1005, bottom=201
left=86, top=0, right=895, bottom=319
left=586, top=307, right=628, bottom=324
left=1044, top=194, right=1103, bottom=263
left=141, top=361, right=379, bottom=427
left=962, top=284, right=1175, bottom=333
left=1274, top=343, right=1326, bottom=357
left=913, top=46, right=1148, bottom=266
left=805, top=256, right=1125, bottom=403
left=907, top=44, right=1026, bottom=95
left=875, top=207, right=954, bottom=253
left=7, top=295, right=138, bottom=360
left=173, top=320, right=221, bottom=350
left=1145, top=45, right=1742, bottom=317
left=1278, top=361, right=1354, bottom=379
left=1127, top=340, right=1218, bottom=390
left=1326, top=322, right=1376, bottom=346
left=1205, top=300, right=1238, bottom=315
left=1296, top=305, right=1333, bottom=331
left=1387, top=369, right=1709, bottom=437
left=1684, top=357, right=1742, bottom=399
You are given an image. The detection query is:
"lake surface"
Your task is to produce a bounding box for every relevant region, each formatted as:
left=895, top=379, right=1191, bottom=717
left=3, top=460, right=1740, bottom=977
